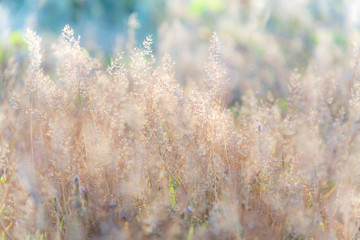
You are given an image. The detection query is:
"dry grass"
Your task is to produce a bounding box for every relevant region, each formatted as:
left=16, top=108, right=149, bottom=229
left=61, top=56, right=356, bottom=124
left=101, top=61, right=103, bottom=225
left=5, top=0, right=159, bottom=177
left=0, top=24, right=360, bottom=239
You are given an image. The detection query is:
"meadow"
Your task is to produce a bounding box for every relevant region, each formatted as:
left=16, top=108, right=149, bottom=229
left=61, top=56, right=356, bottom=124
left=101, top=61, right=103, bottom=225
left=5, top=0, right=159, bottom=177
left=1, top=1, right=360, bottom=239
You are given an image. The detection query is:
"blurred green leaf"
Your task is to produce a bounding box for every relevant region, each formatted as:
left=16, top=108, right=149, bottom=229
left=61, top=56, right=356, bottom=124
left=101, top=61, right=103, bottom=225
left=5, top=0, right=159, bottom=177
left=187, top=224, right=194, bottom=240
left=279, top=98, right=288, bottom=113
left=190, top=0, right=223, bottom=14
left=0, top=48, right=9, bottom=63
left=333, top=30, right=347, bottom=48
left=10, top=31, right=26, bottom=48
left=169, top=175, right=176, bottom=209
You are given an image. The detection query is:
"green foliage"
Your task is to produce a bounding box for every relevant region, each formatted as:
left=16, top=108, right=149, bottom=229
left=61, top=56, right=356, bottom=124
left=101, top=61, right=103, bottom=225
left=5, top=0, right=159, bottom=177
left=169, top=175, right=176, bottom=209
left=190, top=0, right=223, bottom=14
left=187, top=224, right=194, bottom=240
left=279, top=98, right=288, bottom=114
left=10, top=31, right=26, bottom=48
left=333, top=29, right=347, bottom=48
left=0, top=49, right=9, bottom=64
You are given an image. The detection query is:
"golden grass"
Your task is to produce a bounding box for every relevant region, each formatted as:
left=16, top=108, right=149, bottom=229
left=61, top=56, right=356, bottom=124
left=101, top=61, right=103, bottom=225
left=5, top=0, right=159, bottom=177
left=0, top=25, right=360, bottom=239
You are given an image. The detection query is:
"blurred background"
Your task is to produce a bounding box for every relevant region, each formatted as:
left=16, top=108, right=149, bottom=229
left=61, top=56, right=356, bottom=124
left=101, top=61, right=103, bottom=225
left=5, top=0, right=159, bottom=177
left=1, top=0, right=360, bottom=103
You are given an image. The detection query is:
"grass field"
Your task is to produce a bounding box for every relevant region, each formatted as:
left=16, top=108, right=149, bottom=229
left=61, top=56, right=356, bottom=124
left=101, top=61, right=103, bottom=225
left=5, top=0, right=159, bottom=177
left=1, top=2, right=360, bottom=239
